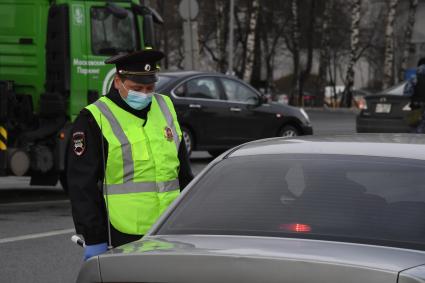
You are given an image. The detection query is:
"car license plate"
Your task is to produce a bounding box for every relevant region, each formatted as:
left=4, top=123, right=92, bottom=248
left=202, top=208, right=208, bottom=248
left=375, top=103, right=391, bottom=113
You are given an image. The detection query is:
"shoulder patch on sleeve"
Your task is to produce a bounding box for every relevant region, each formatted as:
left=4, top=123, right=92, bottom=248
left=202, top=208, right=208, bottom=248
left=72, top=131, right=86, bottom=156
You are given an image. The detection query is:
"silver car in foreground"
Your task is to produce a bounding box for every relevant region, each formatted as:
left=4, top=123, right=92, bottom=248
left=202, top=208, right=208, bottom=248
left=78, top=134, right=425, bottom=283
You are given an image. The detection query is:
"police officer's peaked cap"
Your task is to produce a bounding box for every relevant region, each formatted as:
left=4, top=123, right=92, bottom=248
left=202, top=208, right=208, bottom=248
left=105, top=49, right=164, bottom=84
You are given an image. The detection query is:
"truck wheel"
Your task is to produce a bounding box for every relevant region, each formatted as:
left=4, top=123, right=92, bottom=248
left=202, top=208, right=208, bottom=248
left=278, top=125, right=299, bottom=138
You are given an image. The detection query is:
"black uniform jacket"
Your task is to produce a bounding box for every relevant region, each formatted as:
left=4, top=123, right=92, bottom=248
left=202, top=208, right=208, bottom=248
left=66, top=87, right=194, bottom=245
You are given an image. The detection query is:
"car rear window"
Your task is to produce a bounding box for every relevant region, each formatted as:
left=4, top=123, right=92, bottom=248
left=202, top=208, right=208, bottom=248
left=384, top=82, right=406, bottom=95
left=156, top=75, right=173, bottom=91
left=157, top=154, right=425, bottom=250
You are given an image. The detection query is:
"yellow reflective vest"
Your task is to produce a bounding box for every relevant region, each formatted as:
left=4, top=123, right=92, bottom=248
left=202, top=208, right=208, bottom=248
left=85, top=94, right=181, bottom=235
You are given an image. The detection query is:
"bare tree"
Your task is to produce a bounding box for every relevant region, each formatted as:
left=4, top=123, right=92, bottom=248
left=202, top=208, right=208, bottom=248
left=260, top=2, right=288, bottom=93
left=283, top=0, right=301, bottom=105
left=340, top=0, right=361, bottom=108
left=242, top=0, right=260, bottom=82
left=382, top=0, right=399, bottom=89
left=197, top=0, right=229, bottom=72
left=297, top=0, right=317, bottom=106
left=318, top=0, right=333, bottom=106
left=400, top=0, right=418, bottom=81
left=152, top=0, right=183, bottom=70
left=215, top=0, right=228, bottom=73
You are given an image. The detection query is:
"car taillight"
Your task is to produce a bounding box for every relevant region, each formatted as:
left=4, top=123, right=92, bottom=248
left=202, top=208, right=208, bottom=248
left=279, top=223, right=312, bottom=233
left=358, top=98, right=367, bottom=110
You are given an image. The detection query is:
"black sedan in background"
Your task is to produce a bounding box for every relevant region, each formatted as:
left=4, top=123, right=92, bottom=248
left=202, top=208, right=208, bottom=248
left=156, top=71, right=313, bottom=155
left=356, top=82, right=412, bottom=133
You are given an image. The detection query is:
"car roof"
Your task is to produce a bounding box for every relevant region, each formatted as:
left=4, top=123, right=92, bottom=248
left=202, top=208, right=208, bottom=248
left=384, top=81, right=406, bottom=95
left=225, top=134, right=425, bottom=161
left=367, top=81, right=406, bottom=97
left=159, top=70, right=226, bottom=78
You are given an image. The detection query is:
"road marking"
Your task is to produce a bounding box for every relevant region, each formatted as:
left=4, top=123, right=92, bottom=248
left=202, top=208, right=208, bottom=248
left=0, top=199, right=70, bottom=207
left=0, top=228, right=75, bottom=244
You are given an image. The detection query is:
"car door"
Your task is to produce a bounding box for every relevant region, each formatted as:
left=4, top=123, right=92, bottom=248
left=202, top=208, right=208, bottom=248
left=218, top=77, right=268, bottom=144
left=172, top=76, right=228, bottom=148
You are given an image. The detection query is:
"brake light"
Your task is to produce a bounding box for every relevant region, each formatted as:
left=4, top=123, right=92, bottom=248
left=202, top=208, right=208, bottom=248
left=358, top=97, right=367, bottom=110
left=280, top=223, right=312, bottom=233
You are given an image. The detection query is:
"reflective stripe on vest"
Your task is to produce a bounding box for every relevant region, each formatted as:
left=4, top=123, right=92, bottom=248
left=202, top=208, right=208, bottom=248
left=95, top=99, right=134, bottom=183
left=105, top=179, right=179, bottom=195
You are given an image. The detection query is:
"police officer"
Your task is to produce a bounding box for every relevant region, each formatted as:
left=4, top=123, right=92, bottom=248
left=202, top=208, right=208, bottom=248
left=66, top=49, right=193, bottom=261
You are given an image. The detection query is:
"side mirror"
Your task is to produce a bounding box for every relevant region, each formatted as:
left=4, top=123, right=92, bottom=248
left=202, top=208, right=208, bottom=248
left=106, top=3, right=128, bottom=19
left=132, top=4, right=164, bottom=24
left=132, top=4, right=164, bottom=49
left=258, top=94, right=268, bottom=105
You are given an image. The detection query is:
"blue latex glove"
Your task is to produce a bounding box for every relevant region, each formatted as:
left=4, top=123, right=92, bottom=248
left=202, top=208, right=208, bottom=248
left=84, top=242, right=108, bottom=261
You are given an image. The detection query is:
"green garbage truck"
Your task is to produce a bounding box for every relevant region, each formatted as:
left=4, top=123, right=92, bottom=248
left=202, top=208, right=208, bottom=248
left=0, top=0, right=162, bottom=188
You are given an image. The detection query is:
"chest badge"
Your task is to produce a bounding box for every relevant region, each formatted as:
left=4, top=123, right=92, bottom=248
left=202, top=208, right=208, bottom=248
left=164, top=127, right=174, bottom=141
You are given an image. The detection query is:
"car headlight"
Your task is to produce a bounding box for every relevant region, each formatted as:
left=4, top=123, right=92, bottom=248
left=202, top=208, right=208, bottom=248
left=300, top=108, right=310, bottom=123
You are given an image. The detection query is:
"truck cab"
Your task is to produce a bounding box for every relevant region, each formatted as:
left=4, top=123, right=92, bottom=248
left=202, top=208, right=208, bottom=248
left=0, top=0, right=161, bottom=187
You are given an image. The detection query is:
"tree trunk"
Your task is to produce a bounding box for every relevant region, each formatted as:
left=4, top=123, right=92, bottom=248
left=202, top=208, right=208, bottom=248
left=242, top=0, right=260, bottom=82
left=318, top=0, right=332, bottom=107
left=340, top=0, right=361, bottom=108
left=329, top=51, right=338, bottom=106
left=215, top=0, right=228, bottom=73
left=260, top=10, right=271, bottom=92
left=400, top=0, right=418, bottom=81
left=233, top=5, right=245, bottom=78
left=251, top=8, right=263, bottom=88
left=298, top=0, right=316, bottom=106
left=290, top=0, right=300, bottom=105
left=382, top=0, right=399, bottom=89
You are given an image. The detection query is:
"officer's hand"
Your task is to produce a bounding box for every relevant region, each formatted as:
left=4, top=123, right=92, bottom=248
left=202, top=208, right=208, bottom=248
left=84, top=242, right=108, bottom=261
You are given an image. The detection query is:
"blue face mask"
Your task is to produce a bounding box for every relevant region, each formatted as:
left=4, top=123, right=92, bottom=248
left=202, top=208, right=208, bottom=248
left=120, top=82, right=153, bottom=110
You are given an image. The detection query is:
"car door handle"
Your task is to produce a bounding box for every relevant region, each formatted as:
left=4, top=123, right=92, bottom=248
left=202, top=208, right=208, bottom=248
left=230, top=107, right=242, bottom=112
left=189, top=104, right=202, bottom=109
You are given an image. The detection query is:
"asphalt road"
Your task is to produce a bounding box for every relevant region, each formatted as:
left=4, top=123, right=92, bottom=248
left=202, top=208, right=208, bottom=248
left=0, top=109, right=357, bottom=283
left=306, top=108, right=357, bottom=136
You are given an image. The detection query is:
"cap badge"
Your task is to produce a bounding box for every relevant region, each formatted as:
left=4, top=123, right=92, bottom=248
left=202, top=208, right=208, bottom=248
left=164, top=127, right=174, bottom=141
left=144, top=64, right=151, bottom=71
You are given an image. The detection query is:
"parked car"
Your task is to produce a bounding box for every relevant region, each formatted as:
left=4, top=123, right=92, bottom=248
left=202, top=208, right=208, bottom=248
left=301, top=91, right=317, bottom=107
left=275, top=93, right=289, bottom=105
left=156, top=71, right=313, bottom=156
left=325, top=86, right=372, bottom=109
left=275, top=92, right=318, bottom=107
left=77, top=134, right=425, bottom=283
left=356, top=82, right=412, bottom=133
